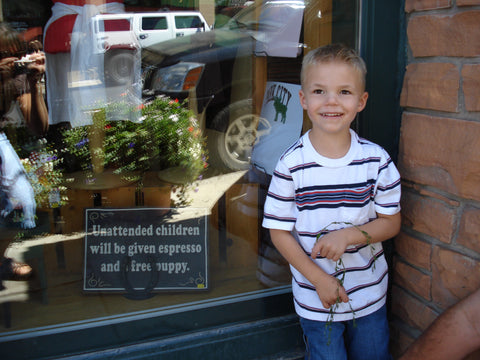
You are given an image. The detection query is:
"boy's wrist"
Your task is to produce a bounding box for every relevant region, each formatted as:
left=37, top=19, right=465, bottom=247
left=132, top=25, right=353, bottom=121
left=337, top=227, right=358, bottom=248
left=343, top=226, right=369, bottom=247
left=309, top=266, right=333, bottom=287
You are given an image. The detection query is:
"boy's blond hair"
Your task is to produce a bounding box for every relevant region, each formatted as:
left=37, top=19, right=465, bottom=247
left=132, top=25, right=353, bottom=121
left=301, top=44, right=367, bottom=91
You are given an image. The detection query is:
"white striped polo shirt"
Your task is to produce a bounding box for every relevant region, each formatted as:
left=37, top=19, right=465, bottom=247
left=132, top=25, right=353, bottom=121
left=263, top=129, right=401, bottom=322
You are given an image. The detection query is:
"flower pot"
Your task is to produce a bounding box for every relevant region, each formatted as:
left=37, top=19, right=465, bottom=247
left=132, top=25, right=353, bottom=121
left=157, top=166, right=199, bottom=185
left=141, top=171, right=171, bottom=207
left=67, top=169, right=138, bottom=190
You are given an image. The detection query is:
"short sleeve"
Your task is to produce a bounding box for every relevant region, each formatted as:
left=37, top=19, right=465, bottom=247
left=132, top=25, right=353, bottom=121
left=374, top=150, right=401, bottom=215
left=262, top=158, right=298, bottom=231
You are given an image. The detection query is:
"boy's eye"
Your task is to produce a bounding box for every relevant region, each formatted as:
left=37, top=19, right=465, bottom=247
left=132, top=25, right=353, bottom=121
left=313, top=89, right=324, bottom=94
left=340, top=90, right=351, bottom=95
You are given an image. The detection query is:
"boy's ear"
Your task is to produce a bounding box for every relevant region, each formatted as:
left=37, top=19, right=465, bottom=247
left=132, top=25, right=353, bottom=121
left=358, top=91, right=369, bottom=112
left=299, top=89, right=308, bottom=110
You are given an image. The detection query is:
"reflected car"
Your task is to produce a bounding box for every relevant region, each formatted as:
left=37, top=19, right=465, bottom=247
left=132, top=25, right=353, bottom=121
left=91, top=14, right=140, bottom=86
left=92, top=11, right=210, bottom=86
left=141, top=0, right=305, bottom=171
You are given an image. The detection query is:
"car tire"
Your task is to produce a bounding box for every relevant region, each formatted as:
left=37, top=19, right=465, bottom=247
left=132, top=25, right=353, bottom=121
left=105, top=50, right=135, bottom=86
left=207, top=99, right=261, bottom=171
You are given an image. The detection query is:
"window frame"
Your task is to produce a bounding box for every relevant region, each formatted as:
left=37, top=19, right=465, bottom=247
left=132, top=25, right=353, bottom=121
left=0, top=0, right=404, bottom=358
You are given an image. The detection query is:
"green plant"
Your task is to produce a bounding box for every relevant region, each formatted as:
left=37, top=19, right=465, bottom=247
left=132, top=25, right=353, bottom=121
left=63, top=96, right=208, bottom=186
left=20, top=138, right=67, bottom=209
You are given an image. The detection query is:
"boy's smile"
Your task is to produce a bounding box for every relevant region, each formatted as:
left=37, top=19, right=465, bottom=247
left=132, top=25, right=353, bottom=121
left=299, top=61, right=368, bottom=138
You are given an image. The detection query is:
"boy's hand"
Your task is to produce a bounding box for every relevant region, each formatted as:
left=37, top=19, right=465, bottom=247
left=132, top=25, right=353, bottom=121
left=314, top=274, right=349, bottom=309
left=311, top=228, right=349, bottom=262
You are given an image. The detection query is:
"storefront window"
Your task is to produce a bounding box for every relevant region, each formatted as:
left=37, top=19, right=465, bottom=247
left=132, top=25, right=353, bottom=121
left=0, top=0, right=358, bottom=356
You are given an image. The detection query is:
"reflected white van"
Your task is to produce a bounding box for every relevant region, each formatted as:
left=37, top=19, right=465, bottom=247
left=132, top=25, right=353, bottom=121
left=133, top=11, right=210, bottom=48
left=93, top=11, right=210, bottom=50
left=91, top=11, right=210, bottom=84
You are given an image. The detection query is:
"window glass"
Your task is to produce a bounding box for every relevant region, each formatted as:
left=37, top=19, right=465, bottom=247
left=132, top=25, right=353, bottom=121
left=0, top=0, right=358, bottom=356
left=142, top=16, right=168, bottom=30
left=174, top=15, right=203, bottom=29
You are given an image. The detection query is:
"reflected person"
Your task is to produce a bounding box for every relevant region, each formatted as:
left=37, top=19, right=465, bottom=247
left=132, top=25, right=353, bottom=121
left=0, top=22, right=48, bottom=289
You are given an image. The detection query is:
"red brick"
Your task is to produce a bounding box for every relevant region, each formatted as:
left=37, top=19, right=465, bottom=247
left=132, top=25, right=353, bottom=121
left=413, top=185, right=460, bottom=207
left=400, top=190, right=456, bottom=244
left=395, top=232, right=432, bottom=270
left=399, top=113, right=480, bottom=201
left=462, top=64, right=480, bottom=111
left=458, top=0, right=480, bottom=5
left=405, top=0, right=451, bottom=12
left=393, top=260, right=431, bottom=301
left=400, top=63, right=459, bottom=112
left=391, top=286, right=439, bottom=331
left=407, top=11, right=480, bottom=57
left=458, top=206, right=480, bottom=253
left=431, top=247, right=480, bottom=308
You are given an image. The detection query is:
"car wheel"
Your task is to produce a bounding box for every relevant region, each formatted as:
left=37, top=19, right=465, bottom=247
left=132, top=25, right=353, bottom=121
left=105, top=50, right=135, bottom=85
left=207, top=99, right=261, bottom=171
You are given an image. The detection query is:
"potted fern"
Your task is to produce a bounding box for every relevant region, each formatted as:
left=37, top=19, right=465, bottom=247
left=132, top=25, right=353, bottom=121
left=63, top=95, right=208, bottom=203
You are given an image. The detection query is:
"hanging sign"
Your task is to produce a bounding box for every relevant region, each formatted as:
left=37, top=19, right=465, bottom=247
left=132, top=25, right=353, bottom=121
left=83, top=207, right=208, bottom=296
left=251, top=81, right=303, bottom=175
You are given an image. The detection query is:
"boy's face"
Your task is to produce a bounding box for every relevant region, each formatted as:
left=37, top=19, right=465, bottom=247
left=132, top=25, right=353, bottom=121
left=299, top=61, right=368, bottom=137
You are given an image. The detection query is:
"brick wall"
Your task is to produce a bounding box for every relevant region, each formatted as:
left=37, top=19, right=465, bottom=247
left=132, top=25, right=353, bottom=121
left=390, top=1, right=480, bottom=358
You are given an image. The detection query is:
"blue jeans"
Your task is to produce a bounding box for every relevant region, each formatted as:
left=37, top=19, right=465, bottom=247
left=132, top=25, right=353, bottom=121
left=300, top=305, right=392, bottom=360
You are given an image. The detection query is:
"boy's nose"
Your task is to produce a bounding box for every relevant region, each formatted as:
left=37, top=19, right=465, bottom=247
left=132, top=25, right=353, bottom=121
left=325, top=92, right=339, bottom=104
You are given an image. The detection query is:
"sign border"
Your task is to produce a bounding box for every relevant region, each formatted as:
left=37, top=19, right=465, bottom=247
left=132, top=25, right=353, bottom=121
left=83, top=207, right=209, bottom=293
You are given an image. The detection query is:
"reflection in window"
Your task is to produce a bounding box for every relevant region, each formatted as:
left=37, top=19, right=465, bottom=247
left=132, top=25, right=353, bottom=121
left=175, top=16, right=202, bottom=29
left=102, top=18, right=132, bottom=31
left=0, top=1, right=359, bottom=356
left=142, top=17, right=168, bottom=31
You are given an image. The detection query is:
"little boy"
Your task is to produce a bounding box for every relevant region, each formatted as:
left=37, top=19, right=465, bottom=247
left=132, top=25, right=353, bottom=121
left=262, top=44, right=401, bottom=360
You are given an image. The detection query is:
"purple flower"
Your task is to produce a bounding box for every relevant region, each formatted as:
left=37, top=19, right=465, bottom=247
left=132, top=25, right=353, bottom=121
left=128, top=142, right=135, bottom=148
left=75, top=138, right=89, bottom=148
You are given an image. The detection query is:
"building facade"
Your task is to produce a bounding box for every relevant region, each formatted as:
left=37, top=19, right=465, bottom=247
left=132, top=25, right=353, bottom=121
left=0, top=0, right=478, bottom=359
left=391, top=1, right=480, bottom=359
